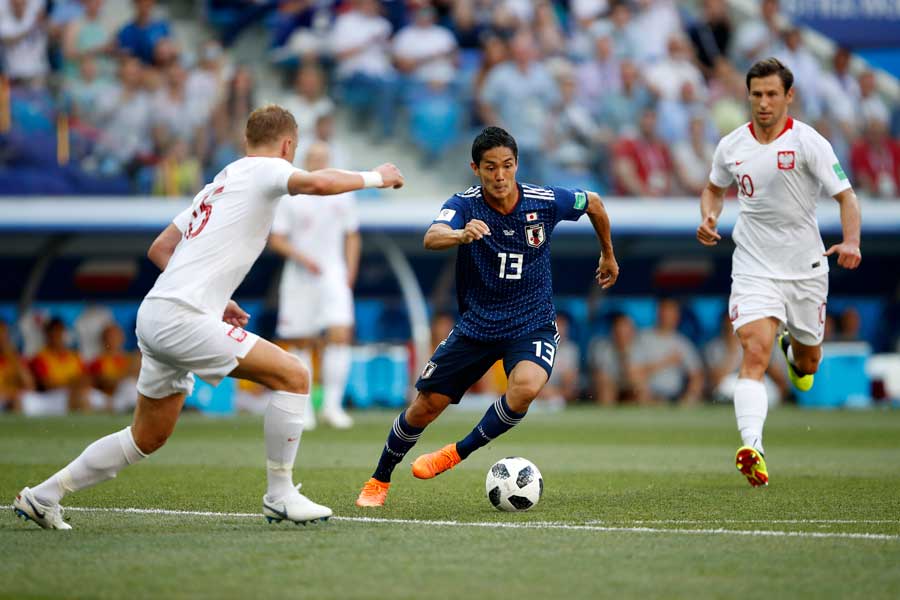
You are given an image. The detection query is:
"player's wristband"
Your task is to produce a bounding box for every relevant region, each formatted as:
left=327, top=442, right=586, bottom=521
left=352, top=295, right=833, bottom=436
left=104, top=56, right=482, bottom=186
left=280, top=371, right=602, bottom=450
left=360, top=171, right=383, bottom=188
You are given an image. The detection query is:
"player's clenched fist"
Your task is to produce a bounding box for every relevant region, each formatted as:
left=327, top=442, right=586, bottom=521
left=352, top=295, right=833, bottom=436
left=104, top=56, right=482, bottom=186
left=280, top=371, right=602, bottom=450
left=374, top=163, right=404, bottom=189
left=458, top=219, right=491, bottom=244
left=824, top=242, right=862, bottom=270
left=696, top=215, right=721, bottom=246
left=595, top=255, right=619, bottom=289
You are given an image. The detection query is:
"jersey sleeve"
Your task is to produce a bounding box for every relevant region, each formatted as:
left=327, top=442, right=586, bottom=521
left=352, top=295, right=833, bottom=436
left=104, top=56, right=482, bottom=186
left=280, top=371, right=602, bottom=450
left=270, top=197, right=292, bottom=235
left=551, top=187, right=589, bottom=223
left=431, top=195, right=467, bottom=229
left=265, top=159, right=304, bottom=199
left=805, top=131, right=852, bottom=197
left=708, top=139, right=733, bottom=188
left=172, top=206, right=192, bottom=232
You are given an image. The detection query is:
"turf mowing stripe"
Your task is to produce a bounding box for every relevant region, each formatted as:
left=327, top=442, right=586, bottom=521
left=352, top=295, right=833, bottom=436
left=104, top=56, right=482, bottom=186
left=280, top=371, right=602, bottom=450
left=41, top=507, right=900, bottom=541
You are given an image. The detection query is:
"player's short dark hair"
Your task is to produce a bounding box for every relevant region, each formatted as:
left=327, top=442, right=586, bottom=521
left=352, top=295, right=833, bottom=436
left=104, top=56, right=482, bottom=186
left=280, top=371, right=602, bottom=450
left=245, top=104, right=298, bottom=147
left=471, top=127, right=518, bottom=165
left=746, top=57, right=793, bottom=93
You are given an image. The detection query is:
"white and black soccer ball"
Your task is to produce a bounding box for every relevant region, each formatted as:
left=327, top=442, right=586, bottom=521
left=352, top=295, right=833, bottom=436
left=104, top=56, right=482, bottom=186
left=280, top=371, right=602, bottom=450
left=485, top=457, right=543, bottom=512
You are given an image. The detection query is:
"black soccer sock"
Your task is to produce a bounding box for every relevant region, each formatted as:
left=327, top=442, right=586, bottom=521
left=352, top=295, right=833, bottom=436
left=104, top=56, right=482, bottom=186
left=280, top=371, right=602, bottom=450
left=456, top=396, right=526, bottom=460
left=372, top=411, right=425, bottom=483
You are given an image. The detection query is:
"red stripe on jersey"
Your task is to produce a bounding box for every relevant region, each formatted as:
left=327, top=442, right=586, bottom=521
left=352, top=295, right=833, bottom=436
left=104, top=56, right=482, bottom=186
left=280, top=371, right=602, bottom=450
left=748, top=116, right=794, bottom=142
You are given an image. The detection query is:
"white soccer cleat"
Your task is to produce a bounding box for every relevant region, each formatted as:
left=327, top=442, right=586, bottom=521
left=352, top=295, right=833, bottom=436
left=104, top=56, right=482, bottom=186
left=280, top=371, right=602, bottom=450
left=262, top=484, right=332, bottom=525
left=321, top=408, right=353, bottom=430
left=13, top=487, right=72, bottom=530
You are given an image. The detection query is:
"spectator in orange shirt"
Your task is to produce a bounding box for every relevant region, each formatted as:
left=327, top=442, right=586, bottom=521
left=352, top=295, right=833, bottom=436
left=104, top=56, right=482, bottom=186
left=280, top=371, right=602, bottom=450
left=613, top=108, right=681, bottom=197
left=89, top=322, right=139, bottom=411
left=0, top=319, right=34, bottom=413
left=29, top=318, right=91, bottom=412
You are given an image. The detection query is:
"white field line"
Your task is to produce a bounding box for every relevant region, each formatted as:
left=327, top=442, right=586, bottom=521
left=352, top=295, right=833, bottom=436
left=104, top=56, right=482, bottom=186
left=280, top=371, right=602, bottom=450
left=48, top=506, right=900, bottom=542
left=588, top=519, right=900, bottom=525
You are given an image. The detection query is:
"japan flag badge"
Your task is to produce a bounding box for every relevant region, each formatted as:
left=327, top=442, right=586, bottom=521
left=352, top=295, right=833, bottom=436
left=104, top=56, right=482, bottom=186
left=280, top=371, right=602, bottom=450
left=525, top=212, right=538, bottom=222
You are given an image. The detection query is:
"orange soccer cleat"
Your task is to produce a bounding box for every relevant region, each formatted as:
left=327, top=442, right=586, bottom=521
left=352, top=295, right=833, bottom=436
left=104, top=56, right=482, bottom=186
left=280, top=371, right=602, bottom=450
left=411, top=443, right=462, bottom=480
left=355, top=478, right=391, bottom=507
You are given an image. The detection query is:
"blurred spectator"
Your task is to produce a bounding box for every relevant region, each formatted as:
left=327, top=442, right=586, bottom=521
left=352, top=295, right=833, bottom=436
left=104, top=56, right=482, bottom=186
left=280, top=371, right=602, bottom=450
left=61, top=0, right=113, bottom=80
left=152, top=62, right=206, bottom=148
left=0, top=0, right=49, bottom=88
left=88, top=322, right=138, bottom=412
left=823, top=312, right=837, bottom=343
left=838, top=307, right=862, bottom=342
left=731, top=0, right=782, bottom=69
left=631, top=0, right=681, bottom=65
left=612, top=108, right=677, bottom=197
left=850, top=119, right=900, bottom=199
left=448, top=0, right=487, bottom=49
left=117, top=0, right=171, bottom=65
left=775, top=27, right=822, bottom=120
left=392, top=5, right=458, bottom=89
left=0, top=319, right=33, bottom=413
left=818, top=48, right=859, bottom=140
left=91, top=55, right=153, bottom=175
left=858, top=70, right=890, bottom=127
left=153, top=138, right=201, bottom=196
left=673, top=111, right=715, bottom=195
left=479, top=29, right=558, bottom=182
left=472, top=33, right=507, bottom=105
left=210, top=64, right=255, bottom=170
left=633, top=299, right=704, bottom=405
left=592, top=2, right=638, bottom=61
left=656, top=81, right=703, bottom=145
left=331, top=0, right=396, bottom=137
left=536, top=313, right=579, bottom=409
left=597, top=60, right=652, bottom=136
left=298, top=112, right=349, bottom=168
left=281, top=63, right=334, bottom=144
left=646, top=35, right=706, bottom=102
left=576, top=30, right=621, bottom=108
left=546, top=66, right=608, bottom=184
left=687, top=0, right=731, bottom=75
left=707, top=57, right=748, bottom=136
left=590, top=312, right=643, bottom=406
left=67, top=55, right=116, bottom=130
left=29, top=318, right=91, bottom=412
left=186, top=40, right=230, bottom=126
left=703, top=311, right=787, bottom=404
left=531, top=0, right=565, bottom=59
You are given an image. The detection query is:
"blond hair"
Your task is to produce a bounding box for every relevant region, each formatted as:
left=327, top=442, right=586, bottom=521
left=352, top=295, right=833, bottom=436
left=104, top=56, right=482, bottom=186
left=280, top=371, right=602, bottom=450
left=244, top=104, right=298, bottom=147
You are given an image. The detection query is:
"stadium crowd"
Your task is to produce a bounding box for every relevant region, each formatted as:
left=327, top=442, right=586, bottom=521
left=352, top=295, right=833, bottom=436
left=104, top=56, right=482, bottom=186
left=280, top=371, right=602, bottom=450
left=1, top=0, right=899, bottom=196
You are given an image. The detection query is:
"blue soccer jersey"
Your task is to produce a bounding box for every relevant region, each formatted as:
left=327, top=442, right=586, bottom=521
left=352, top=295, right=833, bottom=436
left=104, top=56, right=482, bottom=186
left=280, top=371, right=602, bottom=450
left=432, top=183, right=588, bottom=341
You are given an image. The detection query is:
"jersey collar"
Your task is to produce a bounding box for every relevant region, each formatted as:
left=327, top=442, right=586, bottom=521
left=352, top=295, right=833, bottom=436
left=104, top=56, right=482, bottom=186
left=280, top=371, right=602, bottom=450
left=748, top=116, right=793, bottom=144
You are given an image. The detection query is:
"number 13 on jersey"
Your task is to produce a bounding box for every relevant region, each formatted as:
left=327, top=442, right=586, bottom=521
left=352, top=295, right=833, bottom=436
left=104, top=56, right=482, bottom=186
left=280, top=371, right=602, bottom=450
left=498, top=252, right=523, bottom=280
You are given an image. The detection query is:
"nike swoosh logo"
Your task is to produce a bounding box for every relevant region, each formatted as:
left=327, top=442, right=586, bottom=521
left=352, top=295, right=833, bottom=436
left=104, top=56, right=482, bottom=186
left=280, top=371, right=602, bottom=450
left=264, top=501, right=288, bottom=521
left=26, top=497, right=46, bottom=520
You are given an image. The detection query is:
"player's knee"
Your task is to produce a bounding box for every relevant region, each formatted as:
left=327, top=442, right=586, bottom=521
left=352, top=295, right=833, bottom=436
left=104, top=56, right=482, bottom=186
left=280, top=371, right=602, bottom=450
left=741, top=339, right=770, bottom=372
left=408, top=393, right=446, bottom=425
left=278, top=358, right=310, bottom=395
left=508, top=378, right=544, bottom=407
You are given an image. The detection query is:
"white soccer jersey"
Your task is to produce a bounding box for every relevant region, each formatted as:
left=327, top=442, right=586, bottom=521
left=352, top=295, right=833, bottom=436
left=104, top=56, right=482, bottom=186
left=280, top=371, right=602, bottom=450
left=145, top=156, right=301, bottom=317
left=709, top=117, right=851, bottom=280
left=271, top=191, right=359, bottom=282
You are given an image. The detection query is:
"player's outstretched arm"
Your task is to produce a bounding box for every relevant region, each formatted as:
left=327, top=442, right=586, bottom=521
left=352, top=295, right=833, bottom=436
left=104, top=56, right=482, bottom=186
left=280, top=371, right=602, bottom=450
left=287, top=164, right=403, bottom=196
left=147, top=223, right=183, bottom=271
left=585, top=192, right=619, bottom=289
left=825, top=188, right=862, bottom=269
left=423, top=220, right=491, bottom=250
left=268, top=233, right=321, bottom=274
left=697, top=181, right=726, bottom=247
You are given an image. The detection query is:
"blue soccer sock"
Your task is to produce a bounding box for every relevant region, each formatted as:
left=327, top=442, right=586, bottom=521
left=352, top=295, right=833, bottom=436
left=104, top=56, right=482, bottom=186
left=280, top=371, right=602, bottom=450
left=456, top=396, right=526, bottom=460
left=372, top=411, right=425, bottom=483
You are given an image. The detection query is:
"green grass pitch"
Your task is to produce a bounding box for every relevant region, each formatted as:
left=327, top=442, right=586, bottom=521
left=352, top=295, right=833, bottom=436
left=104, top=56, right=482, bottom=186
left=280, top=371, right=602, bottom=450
left=3, top=406, right=900, bottom=599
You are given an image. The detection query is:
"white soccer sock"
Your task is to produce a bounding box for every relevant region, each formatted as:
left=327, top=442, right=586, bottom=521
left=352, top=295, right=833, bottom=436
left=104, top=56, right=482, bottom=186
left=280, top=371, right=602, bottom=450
left=733, top=378, right=768, bottom=454
left=322, top=344, right=351, bottom=414
left=32, top=426, right=146, bottom=506
left=290, top=347, right=316, bottom=426
left=264, top=391, right=307, bottom=501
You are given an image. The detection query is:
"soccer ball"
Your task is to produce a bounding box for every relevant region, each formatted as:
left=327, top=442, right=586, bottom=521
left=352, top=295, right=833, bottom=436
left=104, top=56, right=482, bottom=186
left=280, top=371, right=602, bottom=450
left=485, top=457, right=543, bottom=512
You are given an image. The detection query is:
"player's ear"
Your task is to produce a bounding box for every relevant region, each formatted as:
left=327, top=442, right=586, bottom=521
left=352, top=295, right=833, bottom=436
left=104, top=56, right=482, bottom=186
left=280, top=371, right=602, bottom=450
left=785, top=86, right=794, bottom=105
left=470, top=161, right=479, bottom=176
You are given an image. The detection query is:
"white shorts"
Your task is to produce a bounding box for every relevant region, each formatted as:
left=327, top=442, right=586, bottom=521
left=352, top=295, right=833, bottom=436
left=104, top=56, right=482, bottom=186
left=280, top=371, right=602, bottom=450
left=276, top=275, right=354, bottom=339
left=135, top=298, right=260, bottom=399
left=729, top=274, right=828, bottom=346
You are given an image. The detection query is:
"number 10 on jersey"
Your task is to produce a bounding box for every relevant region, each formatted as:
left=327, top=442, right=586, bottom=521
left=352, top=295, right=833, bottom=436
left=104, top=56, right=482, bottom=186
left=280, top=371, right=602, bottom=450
left=498, top=252, right=523, bottom=280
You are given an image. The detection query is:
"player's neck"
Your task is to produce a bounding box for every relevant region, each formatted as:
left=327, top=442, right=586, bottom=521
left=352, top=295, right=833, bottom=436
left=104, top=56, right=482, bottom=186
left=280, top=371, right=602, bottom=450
left=483, top=185, right=520, bottom=215
left=751, top=113, right=791, bottom=144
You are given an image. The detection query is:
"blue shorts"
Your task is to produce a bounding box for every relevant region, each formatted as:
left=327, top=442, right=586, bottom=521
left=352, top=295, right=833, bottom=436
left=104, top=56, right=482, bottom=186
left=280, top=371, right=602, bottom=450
left=415, top=322, right=560, bottom=403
